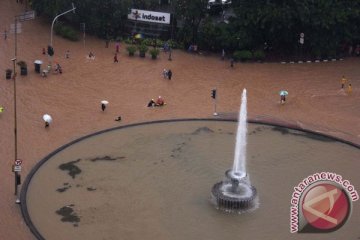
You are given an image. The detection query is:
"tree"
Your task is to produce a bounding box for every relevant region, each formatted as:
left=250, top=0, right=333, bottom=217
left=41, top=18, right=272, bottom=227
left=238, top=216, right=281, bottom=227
left=29, top=0, right=360, bottom=58
left=31, top=0, right=132, bottom=39
left=230, top=0, right=360, bottom=58
left=174, top=0, right=208, bottom=46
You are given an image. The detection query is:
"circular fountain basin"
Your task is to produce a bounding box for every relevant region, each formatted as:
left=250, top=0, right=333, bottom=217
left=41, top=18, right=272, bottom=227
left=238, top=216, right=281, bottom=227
left=21, top=119, right=360, bottom=240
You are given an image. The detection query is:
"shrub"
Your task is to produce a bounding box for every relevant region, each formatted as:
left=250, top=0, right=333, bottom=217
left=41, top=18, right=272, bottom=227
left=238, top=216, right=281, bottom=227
left=140, top=38, right=164, bottom=48
left=138, top=44, right=148, bottom=57
left=167, top=39, right=179, bottom=49
left=233, top=50, right=253, bottom=62
left=155, top=39, right=164, bottom=48
left=311, top=48, right=322, bottom=59
left=54, top=23, right=79, bottom=41
left=149, top=48, right=160, bottom=59
left=327, top=49, right=337, bottom=58
left=126, top=45, right=137, bottom=56
left=62, top=26, right=79, bottom=41
left=142, top=38, right=152, bottom=46
left=253, top=50, right=265, bottom=61
left=124, top=38, right=132, bottom=44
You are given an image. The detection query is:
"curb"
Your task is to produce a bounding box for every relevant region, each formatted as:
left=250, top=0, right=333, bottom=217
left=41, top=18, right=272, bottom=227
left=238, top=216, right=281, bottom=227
left=280, top=58, right=344, bottom=64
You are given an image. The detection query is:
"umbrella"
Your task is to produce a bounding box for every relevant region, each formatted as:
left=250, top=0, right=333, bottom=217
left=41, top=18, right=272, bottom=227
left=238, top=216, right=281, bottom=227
left=279, top=90, right=288, bottom=96
left=101, top=100, right=109, bottom=105
left=134, top=33, right=144, bottom=39
left=42, top=114, right=52, bottom=123
left=0, top=106, right=4, bottom=113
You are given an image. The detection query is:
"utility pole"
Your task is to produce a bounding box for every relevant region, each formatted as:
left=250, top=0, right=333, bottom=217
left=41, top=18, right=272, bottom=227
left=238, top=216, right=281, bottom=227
left=12, top=10, right=35, bottom=204
left=50, top=3, right=76, bottom=47
left=49, top=3, right=76, bottom=68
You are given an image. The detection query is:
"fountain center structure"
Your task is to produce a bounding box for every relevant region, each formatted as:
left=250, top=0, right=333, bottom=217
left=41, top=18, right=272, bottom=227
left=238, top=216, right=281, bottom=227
left=211, top=89, right=259, bottom=213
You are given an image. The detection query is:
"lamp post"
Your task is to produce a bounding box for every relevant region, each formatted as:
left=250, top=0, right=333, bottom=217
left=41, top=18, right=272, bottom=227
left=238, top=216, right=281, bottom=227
left=12, top=20, right=18, bottom=202
left=49, top=3, right=76, bottom=58
left=13, top=55, right=20, bottom=204
left=12, top=10, right=35, bottom=204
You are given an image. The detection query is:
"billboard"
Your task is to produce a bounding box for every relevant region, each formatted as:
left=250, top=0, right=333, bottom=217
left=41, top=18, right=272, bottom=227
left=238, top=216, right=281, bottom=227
left=128, top=9, right=170, bottom=25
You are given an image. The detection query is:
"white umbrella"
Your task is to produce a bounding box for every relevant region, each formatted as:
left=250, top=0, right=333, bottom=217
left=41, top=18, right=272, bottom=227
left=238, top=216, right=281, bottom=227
left=43, top=114, right=52, bottom=123
left=101, top=100, right=109, bottom=105
left=279, top=90, right=288, bottom=96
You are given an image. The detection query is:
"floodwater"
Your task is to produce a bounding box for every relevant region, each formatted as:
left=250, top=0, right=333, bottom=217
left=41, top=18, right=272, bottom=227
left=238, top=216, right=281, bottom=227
left=1, top=2, right=360, bottom=239
left=25, top=120, right=360, bottom=240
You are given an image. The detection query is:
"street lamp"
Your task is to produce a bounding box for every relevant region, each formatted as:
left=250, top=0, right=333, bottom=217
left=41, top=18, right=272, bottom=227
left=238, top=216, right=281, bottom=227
left=13, top=56, right=20, bottom=204
left=50, top=3, right=76, bottom=55
left=12, top=10, right=35, bottom=204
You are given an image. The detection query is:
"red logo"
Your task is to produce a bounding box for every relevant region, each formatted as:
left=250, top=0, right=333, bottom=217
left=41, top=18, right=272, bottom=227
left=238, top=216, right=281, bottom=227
left=301, top=183, right=351, bottom=232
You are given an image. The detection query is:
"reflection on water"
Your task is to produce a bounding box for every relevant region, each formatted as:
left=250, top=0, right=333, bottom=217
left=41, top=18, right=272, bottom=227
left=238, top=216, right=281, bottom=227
left=26, top=120, right=360, bottom=240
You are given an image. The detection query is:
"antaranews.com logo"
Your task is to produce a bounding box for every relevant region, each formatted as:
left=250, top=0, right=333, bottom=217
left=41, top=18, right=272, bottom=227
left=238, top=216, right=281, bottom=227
left=290, top=172, right=359, bottom=233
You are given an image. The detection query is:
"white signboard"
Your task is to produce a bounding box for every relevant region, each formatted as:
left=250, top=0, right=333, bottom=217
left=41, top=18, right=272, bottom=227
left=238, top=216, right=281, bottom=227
left=17, top=11, right=35, bottom=22
left=128, top=9, right=170, bottom=25
left=14, top=166, right=22, bottom=172
left=10, top=23, right=22, bottom=33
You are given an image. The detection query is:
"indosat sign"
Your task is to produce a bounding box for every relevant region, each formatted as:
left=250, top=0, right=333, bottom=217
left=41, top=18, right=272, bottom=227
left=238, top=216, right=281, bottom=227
left=128, top=9, right=170, bottom=25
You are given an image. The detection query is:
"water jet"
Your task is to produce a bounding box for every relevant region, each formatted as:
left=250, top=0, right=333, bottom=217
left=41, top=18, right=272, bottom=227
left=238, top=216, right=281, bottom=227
left=211, top=89, right=259, bottom=213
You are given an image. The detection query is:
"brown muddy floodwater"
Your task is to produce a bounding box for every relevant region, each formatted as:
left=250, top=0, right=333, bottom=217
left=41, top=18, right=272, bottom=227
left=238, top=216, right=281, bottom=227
left=24, top=120, right=360, bottom=240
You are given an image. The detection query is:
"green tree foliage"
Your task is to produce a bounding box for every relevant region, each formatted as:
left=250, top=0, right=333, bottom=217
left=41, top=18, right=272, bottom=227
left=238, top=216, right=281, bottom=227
left=132, top=0, right=161, bottom=10
left=30, top=0, right=360, bottom=58
left=230, top=0, right=360, bottom=57
left=173, top=0, right=209, bottom=47
left=31, top=0, right=132, bottom=39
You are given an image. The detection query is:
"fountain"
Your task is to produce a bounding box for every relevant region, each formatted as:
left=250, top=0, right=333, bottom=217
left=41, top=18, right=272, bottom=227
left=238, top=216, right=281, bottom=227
left=23, top=117, right=360, bottom=239
left=211, top=89, right=259, bottom=213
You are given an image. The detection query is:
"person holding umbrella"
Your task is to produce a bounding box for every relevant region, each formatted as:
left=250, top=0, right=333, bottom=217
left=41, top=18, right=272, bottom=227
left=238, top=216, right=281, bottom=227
left=101, top=100, right=109, bottom=111
left=43, top=114, right=52, bottom=128
left=279, top=90, right=288, bottom=104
